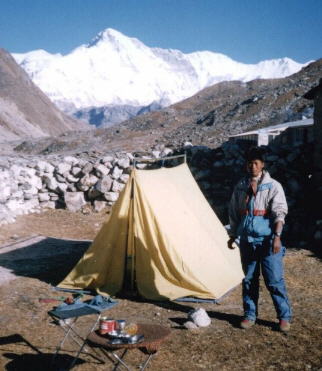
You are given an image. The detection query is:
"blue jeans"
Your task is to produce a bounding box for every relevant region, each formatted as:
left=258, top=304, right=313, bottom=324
left=239, top=238, right=292, bottom=321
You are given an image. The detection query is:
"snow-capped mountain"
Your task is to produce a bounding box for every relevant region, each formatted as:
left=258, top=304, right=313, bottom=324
left=12, top=28, right=308, bottom=126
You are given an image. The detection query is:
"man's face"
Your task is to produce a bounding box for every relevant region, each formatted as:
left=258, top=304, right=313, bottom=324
left=247, top=159, right=264, bottom=177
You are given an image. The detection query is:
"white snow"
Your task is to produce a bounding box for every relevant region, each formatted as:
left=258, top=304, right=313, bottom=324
left=12, top=28, right=308, bottom=111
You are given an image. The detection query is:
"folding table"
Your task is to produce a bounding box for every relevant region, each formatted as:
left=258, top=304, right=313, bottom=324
left=86, top=323, right=171, bottom=370
left=48, top=298, right=118, bottom=369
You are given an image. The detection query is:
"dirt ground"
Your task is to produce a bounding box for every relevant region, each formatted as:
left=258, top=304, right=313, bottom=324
left=0, top=209, right=321, bottom=371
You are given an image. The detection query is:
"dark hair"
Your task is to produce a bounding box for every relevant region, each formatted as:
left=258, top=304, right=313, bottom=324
left=245, top=146, right=265, bottom=162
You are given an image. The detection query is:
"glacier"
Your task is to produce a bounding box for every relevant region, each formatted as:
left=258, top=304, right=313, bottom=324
left=12, top=28, right=308, bottom=126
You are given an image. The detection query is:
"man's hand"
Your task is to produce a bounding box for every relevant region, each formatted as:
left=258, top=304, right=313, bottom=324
left=272, top=236, right=281, bottom=254
left=228, top=236, right=236, bottom=249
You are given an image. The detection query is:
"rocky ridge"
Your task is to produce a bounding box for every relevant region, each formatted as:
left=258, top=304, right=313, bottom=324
left=0, top=49, right=89, bottom=141
left=4, top=59, right=321, bottom=156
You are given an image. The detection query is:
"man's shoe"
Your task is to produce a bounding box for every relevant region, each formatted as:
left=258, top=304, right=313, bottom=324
left=240, top=319, right=255, bottom=329
left=279, top=320, right=291, bottom=332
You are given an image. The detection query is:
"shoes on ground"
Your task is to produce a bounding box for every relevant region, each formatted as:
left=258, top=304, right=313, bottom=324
left=279, top=319, right=291, bottom=332
left=240, top=318, right=255, bottom=329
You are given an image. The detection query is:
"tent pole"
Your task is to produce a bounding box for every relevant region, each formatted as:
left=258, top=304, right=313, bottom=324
left=130, top=178, right=136, bottom=292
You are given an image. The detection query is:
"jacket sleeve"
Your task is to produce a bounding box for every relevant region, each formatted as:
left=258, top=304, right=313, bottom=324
left=270, top=181, right=288, bottom=224
left=229, top=185, right=240, bottom=237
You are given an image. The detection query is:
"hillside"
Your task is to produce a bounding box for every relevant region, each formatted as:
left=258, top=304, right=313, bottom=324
left=6, top=58, right=321, bottom=156
left=0, top=49, right=89, bottom=141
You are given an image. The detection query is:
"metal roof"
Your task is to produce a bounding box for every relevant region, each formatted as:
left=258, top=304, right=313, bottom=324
left=229, top=118, right=313, bottom=138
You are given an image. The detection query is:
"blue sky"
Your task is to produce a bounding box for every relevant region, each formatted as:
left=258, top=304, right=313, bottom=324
left=0, top=0, right=321, bottom=63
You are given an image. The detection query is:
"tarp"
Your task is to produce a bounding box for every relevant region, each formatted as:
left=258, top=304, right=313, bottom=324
left=59, top=163, right=244, bottom=300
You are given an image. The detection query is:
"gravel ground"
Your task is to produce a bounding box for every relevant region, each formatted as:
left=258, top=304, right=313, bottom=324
left=0, top=210, right=321, bottom=370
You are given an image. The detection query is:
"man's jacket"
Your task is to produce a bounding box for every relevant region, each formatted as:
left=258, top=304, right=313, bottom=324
left=229, top=170, right=288, bottom=241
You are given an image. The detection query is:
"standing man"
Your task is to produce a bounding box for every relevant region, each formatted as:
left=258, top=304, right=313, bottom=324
left=228, top=147, right=292, bottom=332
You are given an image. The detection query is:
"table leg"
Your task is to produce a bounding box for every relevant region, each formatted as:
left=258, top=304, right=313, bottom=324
left=140, top=353, right=154, bottom=370
left=68, top=314, right=102, bottom=369
left=51, top=317, right=78, bottom=366
left=111, top=349, right=131, bottom=371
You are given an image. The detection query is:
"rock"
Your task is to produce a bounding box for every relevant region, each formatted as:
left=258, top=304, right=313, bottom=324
left=111, top=166, right=123, bottom=179
left=0, top=186, right=11, bottom=203
left=117, top=157, right=130, bottom=169
left=49, top=193, right=59, bottom=201
left=95, top=176, right=113, bottom=193
left=94, top=200, right=107, bottom=212
left=64, top=192, right=86, bottom=212
left=6, top=199, right=23, bottom=213
left=188, top=308, right=211, bottom=327
left=119, top=174, right=130, bottom=184
left=112, top=180, right=125, bottom=193
left=56, top=162, right=72, bottom=175
left=57, top=182, right=68, bottom=193
left=71, top=166, right=82, bottom=177
left=104, top=192, right=119, bottom=202
left=102, top=155, right=114, bottom=164
left=55, top=173, right=66, bottom=183
left=81, top=162, right=93, bottom=174
left=87, top=187, right=101, bottom=200
left=162, top=148, right=173, bottom=156
left=40, top=201, right=56, bottom=209
left=183, top=141, right=193, bottom=148
left=42, top=175, right=58, bottom=192
left=63, top=156, right=79, bottom=165
left=77, top=174, right=99, bottom=191
left=151, top=150, right=161, bottom=159
left=287, top=178, right=301, bottom=194
left=314, top=230, right=322, bottom=240
left=136, top=163, right=147, bottom=170
left=26, top=174, right=42, bottom=190
left=95, top=164, right=110, bottom=177
left=66, top=174, right=80, bottom=183
left=38, top=193, right=50, bottom=202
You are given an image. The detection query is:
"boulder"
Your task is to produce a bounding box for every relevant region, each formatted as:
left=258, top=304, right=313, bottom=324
left=111, top=166, right=123, bottom=179
left=42, top=175, right=58, bottom=192
left=81, top=162, right=93, bottom=174
left=38, top=193, right=50, bottom=202
left=77, top=174, right=99, bottom=191
left=104, top=192, right=119, bottom=202
left=66, top=174, right=80, bottom=183
left=40, top=201, right=56, bottom=209
left=71, top=166, right=82, bottom=177
left=56, top=163, right=72, bottom=175
left=119, top=174, right=130, bottom=184
left=0, top=186, right=11, bottom=203
left=94, top=200, right=107, bottom=213
left=95, top=164, right=110, bottom=178
left=95, top=176, right=113, bottom=193
left=64, top=192, right=86, bottom=212
left=57, top=182, right=68, bottom=193
left=188, top=308, right=211, bottom=327
left=117, top=157, right=130, bottom=169
left=63, top=156, right=79, bottom=165
left=112, top=180, right=125, bottom=193
left=102, top=155, right=114, bottom=164
left=87, top=187, right=101, bottom=200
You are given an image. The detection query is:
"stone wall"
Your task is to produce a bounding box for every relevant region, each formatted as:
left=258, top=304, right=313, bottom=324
left=0, top=141, right=321, bottom=249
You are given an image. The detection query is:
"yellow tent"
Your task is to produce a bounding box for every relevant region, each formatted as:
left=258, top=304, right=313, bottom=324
left=59, top=163, right=244, bottom=300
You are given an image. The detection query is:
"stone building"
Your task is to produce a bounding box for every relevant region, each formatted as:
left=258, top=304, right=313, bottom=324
left=304, top=78, right=322, bottom=190
left=228, top=118, right=313, bottom=146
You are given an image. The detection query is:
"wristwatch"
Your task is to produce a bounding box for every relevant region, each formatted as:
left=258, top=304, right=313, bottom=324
left=274, top=231, right=282, bottom=237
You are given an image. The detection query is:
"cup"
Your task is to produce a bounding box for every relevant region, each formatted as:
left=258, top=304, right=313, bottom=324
left=117, top=320, right=126, bottom=331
